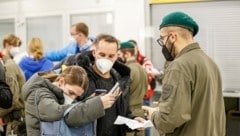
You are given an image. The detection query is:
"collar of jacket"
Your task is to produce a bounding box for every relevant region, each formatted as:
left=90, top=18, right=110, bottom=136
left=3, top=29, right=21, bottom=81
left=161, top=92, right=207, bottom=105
left=22, top=74, right=65, bottom=104
left=175, top=42, right=200, bottom=59
left=126, top=59, right=137, bottom=65
left=77, top=39, right=92, bottom=52
left=75, top=51, right=130, bottom=77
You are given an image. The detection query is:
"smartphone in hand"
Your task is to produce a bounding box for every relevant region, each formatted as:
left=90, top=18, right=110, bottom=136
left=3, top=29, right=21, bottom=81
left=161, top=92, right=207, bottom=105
left=109, top=82, right=121, bottom=99
left=95, top=89, right=107, bottom=95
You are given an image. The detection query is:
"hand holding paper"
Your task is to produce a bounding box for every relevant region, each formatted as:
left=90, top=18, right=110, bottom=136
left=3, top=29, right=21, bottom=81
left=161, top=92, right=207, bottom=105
left=114, top=116, right=153, bottom=130
left=142, top=105, right=159, bottom=119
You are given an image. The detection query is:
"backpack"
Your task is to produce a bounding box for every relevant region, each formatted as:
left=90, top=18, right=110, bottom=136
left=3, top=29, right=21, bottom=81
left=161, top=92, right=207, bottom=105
left=35, top=91, right=95, bottom=136
left=0, top=56, right=26, bottom=135
left=0, top=60, right=12, bottom=108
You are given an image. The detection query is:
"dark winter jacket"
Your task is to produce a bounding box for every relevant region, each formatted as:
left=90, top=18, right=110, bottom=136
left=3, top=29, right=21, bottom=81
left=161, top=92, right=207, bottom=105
left=74, top=51, right=134, bottom=136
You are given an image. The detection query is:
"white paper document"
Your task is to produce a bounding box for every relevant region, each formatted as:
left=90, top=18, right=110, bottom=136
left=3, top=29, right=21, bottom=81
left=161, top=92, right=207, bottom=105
left=114, top=116, right=154, bottom=130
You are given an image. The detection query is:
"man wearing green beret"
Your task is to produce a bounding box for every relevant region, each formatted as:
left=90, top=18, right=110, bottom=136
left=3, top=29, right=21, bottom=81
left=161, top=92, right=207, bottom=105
left=142, top=11, right=226, bottom=136
left=118, top=42, right=148, bottom=136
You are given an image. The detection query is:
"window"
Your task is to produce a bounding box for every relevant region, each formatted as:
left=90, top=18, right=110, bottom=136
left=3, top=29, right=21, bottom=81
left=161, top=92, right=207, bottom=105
left=70, top=12, right=114, bottom=37
left=151, top=1, right=240, bottom=89
left=26, top=15, right=62, bottom=51
left=0, top=19, right=15, bottom=48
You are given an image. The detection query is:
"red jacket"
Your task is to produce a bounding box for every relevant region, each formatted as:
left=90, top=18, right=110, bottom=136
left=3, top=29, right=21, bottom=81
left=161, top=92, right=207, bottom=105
left=136, top=51, right=156, bottom=99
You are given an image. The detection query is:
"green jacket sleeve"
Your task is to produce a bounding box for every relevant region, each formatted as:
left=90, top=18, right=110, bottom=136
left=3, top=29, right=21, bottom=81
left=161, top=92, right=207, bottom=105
left=37, top=88, right=69, bottom=121
left=151, top=69, right=191, bottom=134
left=64, top=96, right=105, bottom=127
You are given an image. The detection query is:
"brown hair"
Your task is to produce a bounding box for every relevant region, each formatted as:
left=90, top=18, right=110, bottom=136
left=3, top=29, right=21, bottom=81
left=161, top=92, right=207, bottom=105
left=2, top=34, right=18, bottom=48
left=16, top=37, right=22, bottom=46
left=28, top=38, right=44, bottom=61
left=73, top=22, right=89, bottom=37
left=119, top=48, right=135, bottom=56
left=93, top=34, right=119, bottom=50
left=55, top=66, right=89, bottom=91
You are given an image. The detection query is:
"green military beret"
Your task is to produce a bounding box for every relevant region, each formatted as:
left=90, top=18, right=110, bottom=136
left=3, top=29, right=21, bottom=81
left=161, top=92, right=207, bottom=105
left=120, top=42, right=135, bottom=49
left=159, top=12, right=199, bottom=36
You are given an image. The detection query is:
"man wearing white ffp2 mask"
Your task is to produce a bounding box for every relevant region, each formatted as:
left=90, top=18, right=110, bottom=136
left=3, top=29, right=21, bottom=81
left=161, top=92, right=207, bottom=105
left=87, top=34, right=145, bottom=136
left=95, top=58, right=114, bottom=74
left=92, top=37, right=117, bottom=77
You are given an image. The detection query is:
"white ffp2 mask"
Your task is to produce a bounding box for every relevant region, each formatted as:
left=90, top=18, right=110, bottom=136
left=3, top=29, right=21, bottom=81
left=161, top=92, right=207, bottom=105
left=63, top=93, right=74, bottom=104
left=96, top=58, right=113, bottom=74
left=10, top=47, right=20, bottom=57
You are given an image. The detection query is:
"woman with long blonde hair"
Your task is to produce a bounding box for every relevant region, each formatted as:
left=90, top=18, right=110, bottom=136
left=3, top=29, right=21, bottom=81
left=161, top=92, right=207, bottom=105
left=19, top=38, right=53, bottom=80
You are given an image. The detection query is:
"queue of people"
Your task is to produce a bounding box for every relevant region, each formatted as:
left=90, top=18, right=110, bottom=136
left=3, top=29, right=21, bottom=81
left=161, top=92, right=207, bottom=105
left=0, top=11, right=226, bottom=136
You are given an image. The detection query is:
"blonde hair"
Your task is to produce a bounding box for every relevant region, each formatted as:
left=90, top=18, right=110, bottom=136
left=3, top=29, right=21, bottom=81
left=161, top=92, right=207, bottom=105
left=28, top=38, right=44, bottom=61
left=55, top=66, right=89, bottom=91
left=3, top=34, right=18, bottom=48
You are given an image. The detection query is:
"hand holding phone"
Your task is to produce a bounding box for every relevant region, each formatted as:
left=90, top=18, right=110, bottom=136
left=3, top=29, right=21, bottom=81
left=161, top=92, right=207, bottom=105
left=95, top=89, right=107, bottom=95
left=100, top=82, right=122, bottom=109
left=108, top=82, right=122, bottom=98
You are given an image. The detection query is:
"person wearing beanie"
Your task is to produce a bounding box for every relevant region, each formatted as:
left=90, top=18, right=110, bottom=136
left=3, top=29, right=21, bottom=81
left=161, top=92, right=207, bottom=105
left=118, top=41, right=148, bottom=136
left=143, top=11, right=226, bottom=136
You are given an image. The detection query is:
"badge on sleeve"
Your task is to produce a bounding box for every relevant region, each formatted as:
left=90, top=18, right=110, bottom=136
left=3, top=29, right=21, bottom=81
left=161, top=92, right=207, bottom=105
left=161, top=84, right=173, bottom=100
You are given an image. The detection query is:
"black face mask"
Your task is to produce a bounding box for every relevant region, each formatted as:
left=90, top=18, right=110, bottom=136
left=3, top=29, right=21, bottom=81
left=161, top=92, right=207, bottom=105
left=162, top=45, right=174, bottom=61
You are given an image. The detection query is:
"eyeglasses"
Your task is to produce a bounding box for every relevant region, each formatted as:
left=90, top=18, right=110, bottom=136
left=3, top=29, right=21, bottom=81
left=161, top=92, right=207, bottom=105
left=156, top=35, right=168, bottom=47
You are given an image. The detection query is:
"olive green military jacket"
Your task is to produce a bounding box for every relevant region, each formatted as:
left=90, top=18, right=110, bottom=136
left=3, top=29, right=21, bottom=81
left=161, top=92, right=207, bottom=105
left=126, top=60, right=148, bottom=117
left=0, top=56, right=25, bottom=135
left=151, top=43, right=226, bottom=136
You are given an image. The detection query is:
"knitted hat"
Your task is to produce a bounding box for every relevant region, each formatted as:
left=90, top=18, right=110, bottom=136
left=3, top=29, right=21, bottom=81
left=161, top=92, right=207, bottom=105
left=159, top=12, right=199, bottom=36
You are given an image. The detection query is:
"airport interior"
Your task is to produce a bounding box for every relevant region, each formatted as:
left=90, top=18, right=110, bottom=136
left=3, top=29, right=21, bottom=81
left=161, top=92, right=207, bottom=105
left=0, top=0, right=240, bottom=136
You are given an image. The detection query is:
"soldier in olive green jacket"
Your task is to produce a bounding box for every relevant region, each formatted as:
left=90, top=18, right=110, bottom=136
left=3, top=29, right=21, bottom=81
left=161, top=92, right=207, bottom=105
left=143, top=12, right=226, bottom=136
left=118, top=42, right=148, bottom=136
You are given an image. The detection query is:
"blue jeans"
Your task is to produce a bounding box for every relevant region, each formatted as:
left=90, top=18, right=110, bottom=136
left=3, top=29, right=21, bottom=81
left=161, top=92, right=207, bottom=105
left=144, top=99, right=151, bottom=136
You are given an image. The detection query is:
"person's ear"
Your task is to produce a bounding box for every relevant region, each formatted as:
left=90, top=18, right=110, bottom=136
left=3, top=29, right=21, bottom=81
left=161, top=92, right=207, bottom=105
left=58, top=77, right=65, bottom=87
left=92, top=49, right=96, bottom=58
left=169, top=32, right=177, bottom=43
left=125, top=52, right=131, bottom=58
